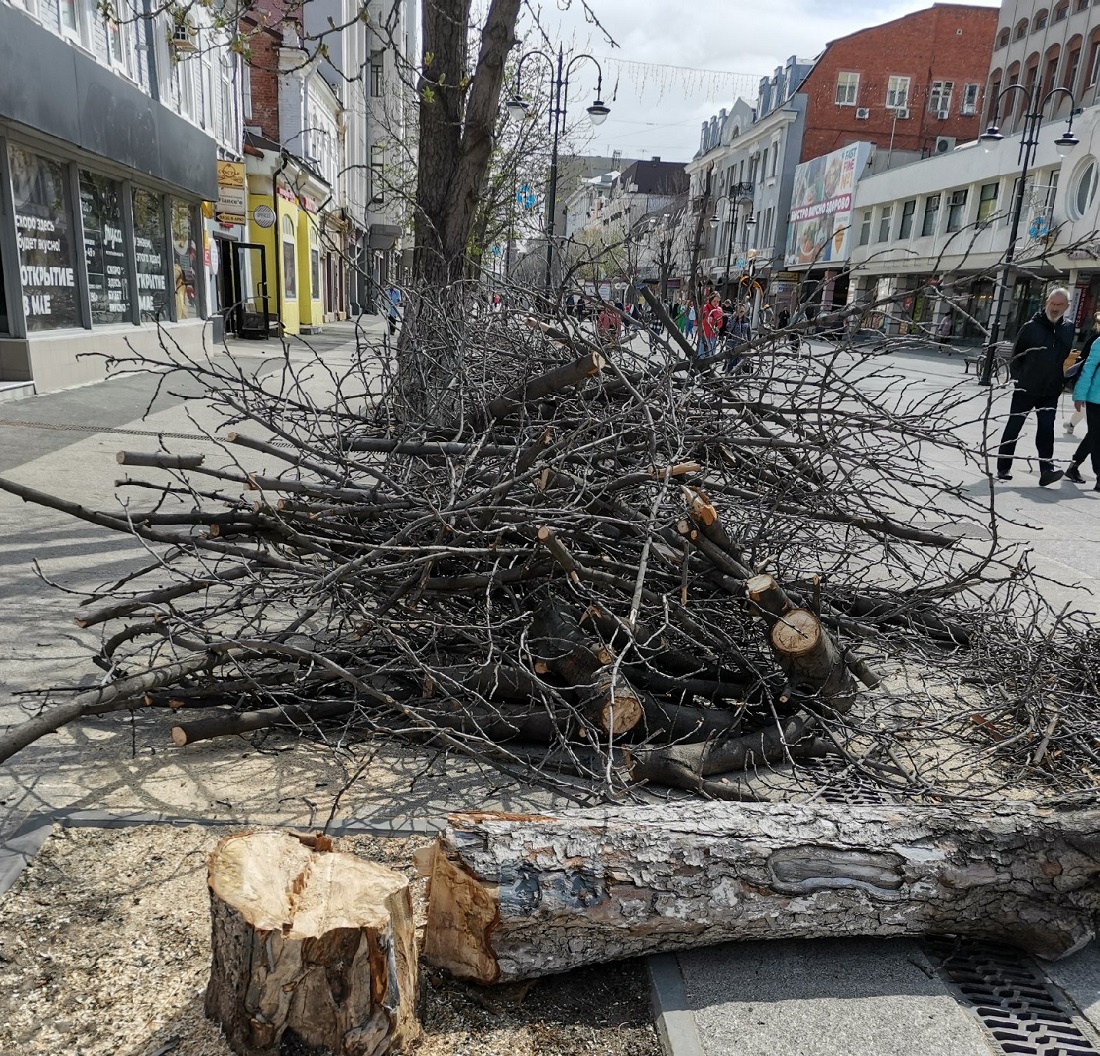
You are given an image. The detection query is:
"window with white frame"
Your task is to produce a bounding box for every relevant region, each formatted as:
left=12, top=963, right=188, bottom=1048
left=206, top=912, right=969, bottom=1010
left=175, top=33, right=199, bottom=123
left=106, top=1, right=136, bottom=78
left=899, top=199, right=916, bottom=238
left=12, top=0, right=38, bottom=17
left=220, top=54, right=238, bottom=146
left=885, top=76, right=910, bottom=109
left=946, top=189, right=968, bottom=232
left=876, top=204, right=893, bottom=242
left=928, top=81, right=954, bottom=113
left=770, top=144, right=778, bottom=178
left=835, top=71, right=859, bottom=106
left=1088, top=41, right=1100, bottom=88
left=282, top=215, right=297, bottom=299
left=961, top=83, right=979, bottom=115
left=59, top=0, right=86, bottom=44
left=858, top=209, right=872, bottom=246
left=921, top=194, right=941, bottom=237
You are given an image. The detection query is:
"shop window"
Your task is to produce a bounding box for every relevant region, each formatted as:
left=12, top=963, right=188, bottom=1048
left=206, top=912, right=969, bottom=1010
left=132, top=188, right=170, bottom=320
left=946, top=189, right=968, bottom=232
left=80, top=170, right=131, bottom=324
left=0, top=245, right=8, bottom=334
left=921, top=194, right=941, bottom=237
left=9, top=146, right=81, bottom=331
left=977, top=182, right=999, bottom=224
left=899, top=199, right=917, bottom=238
left=282, top=215, right=297, bottom=299
left=310, top=233, right=320, bottom=298
left=171, top=199, right=199, bottom=320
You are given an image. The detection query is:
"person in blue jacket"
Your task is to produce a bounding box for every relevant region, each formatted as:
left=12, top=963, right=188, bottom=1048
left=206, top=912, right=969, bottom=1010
left=1065, top=331, right=1100, bottom=490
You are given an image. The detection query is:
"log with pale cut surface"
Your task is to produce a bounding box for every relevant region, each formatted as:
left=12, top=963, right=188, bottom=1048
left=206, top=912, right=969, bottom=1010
left=419, top=802, right=1100, bottom=985
left=205, top=830, right=419, bottom=1056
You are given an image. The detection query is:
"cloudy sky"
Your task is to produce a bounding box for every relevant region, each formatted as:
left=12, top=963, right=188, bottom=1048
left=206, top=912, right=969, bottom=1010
left=519, top=0, right=1001, bottom=163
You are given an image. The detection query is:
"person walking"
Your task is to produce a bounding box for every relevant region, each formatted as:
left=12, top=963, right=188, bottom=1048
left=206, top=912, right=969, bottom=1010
left=996, top=287, right=1074, bottom=487
left=1065, top=325, right=1100, bottom=487
left=684, top=300, right=696, bottom=342
left=723, top=302, right=751, bottom=374
left=385, top=285, right=402, bottom=336
left=700, top=293, right=723, bottom=358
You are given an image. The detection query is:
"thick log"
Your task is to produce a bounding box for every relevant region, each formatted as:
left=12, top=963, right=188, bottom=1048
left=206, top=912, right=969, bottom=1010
left=419, top=802, right=1100, bottom=985
left=205, top=829, right=419, bottom=1056
left=171, top=699, right=357, bottom=746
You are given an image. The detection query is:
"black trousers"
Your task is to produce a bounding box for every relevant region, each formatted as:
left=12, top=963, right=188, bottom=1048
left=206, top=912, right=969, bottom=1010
left=997, top=388, right=1057, bottom=477
left=1072, top=403, right=1100, bottom=476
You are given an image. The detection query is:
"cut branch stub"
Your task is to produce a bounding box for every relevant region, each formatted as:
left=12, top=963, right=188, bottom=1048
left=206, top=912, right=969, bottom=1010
left=771, top=608, right=857, bottom=715
left=205, top=829, right=419, bottom=1056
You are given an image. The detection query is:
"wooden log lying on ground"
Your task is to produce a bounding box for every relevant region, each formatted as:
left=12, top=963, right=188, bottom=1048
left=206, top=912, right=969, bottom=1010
left=419, top=802, right=1100, bottom=984
left=206, top=829, right=419, bottom=1056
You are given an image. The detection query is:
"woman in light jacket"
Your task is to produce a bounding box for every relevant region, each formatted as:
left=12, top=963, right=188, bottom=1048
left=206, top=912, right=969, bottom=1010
left=1067, top=334, right=1100, bottom=490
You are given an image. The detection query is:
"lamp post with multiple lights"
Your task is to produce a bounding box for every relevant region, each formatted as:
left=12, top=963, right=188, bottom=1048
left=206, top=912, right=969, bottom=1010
left=505, top=48, right=609, bottom=297
left=709, top=194, right=755, bottom=301
left=976, top=85, right=1079, bottom=385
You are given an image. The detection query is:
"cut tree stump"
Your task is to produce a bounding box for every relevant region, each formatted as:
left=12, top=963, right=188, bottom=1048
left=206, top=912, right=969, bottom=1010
left=205, top=829, right=419, bottom=1056
left=419, top=802, right=1100, bottom=984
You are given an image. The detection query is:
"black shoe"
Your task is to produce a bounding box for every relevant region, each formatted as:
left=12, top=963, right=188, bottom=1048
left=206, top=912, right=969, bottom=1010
left=1065, top=465, right=1086, bottom=484
left=1039, top=468, right=1065, bottom=487
left=996, top=473, right=1012, bottom=481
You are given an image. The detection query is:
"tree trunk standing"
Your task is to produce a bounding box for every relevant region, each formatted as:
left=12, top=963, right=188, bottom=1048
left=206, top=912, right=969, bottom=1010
left=399, top=0, right=521, bottom=423
left=419, top=803, right=1100, bottom=985
left=412, top=0, right=522, bottom=289
left=205, top=830, right=419, bottom=1056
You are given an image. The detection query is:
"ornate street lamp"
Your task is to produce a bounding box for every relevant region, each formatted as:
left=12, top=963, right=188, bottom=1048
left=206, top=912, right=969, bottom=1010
left=505, top=48, right=609, bottom=297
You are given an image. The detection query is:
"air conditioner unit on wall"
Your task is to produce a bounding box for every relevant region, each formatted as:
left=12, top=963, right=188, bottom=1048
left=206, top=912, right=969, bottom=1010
left=896, top=108, right=910, bottom=120
left=937, top=109, right=950, bottom=120
left=855, top=107, right=870, bottom=120
left=934, top=136, right=957, bottom=154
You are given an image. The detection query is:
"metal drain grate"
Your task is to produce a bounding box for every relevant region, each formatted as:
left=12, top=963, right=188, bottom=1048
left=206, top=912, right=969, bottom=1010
left=794, top=755, right=901, bottom=805
left=924, top=936, right=1100, bottom=1056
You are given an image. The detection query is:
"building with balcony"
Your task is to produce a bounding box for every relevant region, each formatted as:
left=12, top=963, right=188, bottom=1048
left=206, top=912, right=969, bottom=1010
left=0, top=0, right=243, bottom=393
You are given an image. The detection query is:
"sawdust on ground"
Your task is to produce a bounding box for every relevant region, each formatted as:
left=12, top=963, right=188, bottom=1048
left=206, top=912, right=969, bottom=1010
left=0, top=824, right=660, bottom=1056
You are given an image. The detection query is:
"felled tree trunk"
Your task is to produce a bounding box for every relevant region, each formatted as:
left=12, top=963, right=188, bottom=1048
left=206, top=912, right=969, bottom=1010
left=419, top=802, right=1100, bottom=985
left=205, top=830, right=419, bottom=1056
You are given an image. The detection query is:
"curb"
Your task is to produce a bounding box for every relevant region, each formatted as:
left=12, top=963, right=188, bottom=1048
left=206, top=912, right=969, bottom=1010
left=648, top=953, right=705, bottom=1056
left=0, top=808, right=445, bottom=896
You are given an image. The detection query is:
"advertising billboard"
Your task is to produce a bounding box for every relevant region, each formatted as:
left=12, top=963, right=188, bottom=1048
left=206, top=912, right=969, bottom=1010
left=785, top=142, right=871, bottom=268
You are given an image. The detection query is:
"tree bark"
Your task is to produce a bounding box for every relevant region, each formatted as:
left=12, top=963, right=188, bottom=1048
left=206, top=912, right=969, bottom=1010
left=205, top=830, right=419, bottom=1056
left=419, top=803, right=1100, bottom=985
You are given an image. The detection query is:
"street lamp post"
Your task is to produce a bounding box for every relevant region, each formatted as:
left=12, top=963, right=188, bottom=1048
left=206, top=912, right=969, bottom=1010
left=710, top=195, right=755, bottom=301
left=505, top=48, right=609, bottom=300
left=976, top=84, right=1079, bottom=386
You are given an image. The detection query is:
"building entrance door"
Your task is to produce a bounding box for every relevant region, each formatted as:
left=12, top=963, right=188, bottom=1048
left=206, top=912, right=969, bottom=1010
left=224, top=241, right=270, bottom=340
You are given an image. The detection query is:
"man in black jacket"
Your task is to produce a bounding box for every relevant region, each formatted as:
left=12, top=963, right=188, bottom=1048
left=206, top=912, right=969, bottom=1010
left=997, top=287, right=1074, bottom=486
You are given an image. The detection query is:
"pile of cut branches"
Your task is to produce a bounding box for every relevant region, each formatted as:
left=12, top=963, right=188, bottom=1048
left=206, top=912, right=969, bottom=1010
left=2, top=287, right=1097, bottom=804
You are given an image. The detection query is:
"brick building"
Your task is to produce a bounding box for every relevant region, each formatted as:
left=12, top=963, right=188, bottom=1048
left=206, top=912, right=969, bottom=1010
left=799, top=4, right=999, bottom=165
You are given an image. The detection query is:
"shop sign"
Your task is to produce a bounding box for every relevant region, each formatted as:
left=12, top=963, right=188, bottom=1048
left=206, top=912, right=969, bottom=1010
left=276, top=185, right=297, bottom=204
left=80, top=171, right=131, bottom=324
left=253, top=204, right=276, bottom=228
left=299, top=194, right=319, bottom=214
left=215, top=161, right=247, bottom=226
